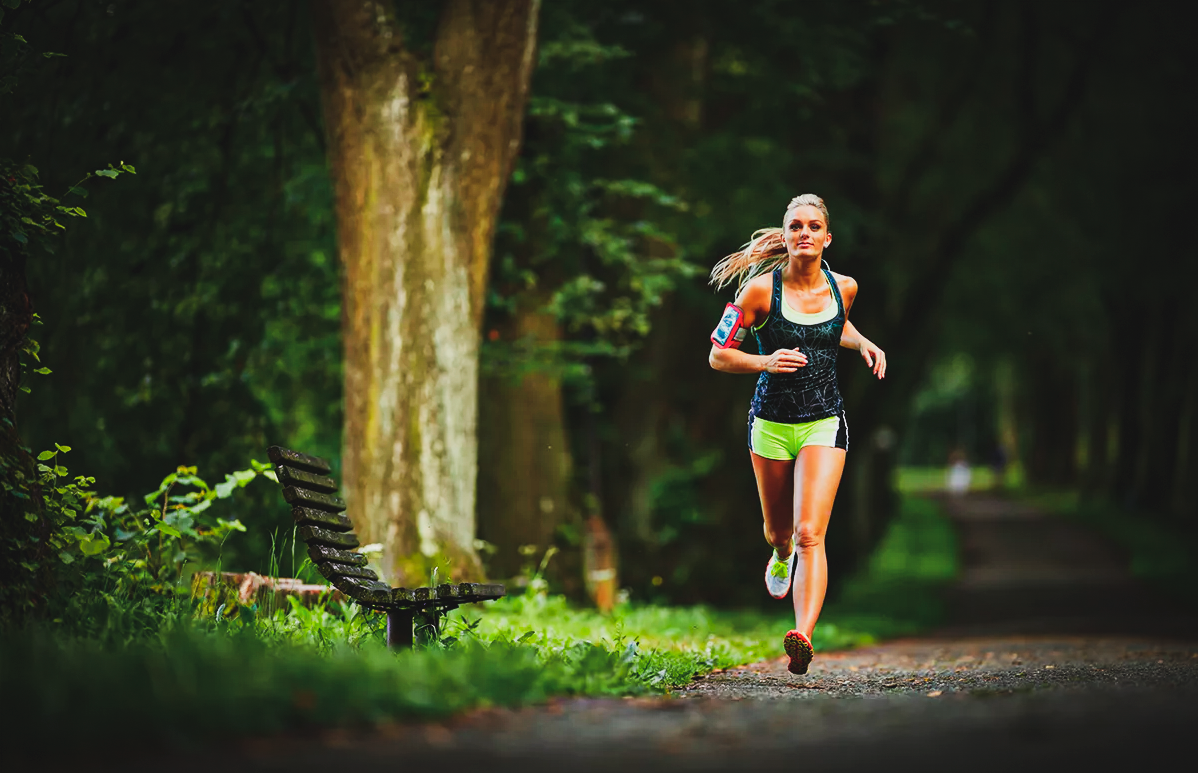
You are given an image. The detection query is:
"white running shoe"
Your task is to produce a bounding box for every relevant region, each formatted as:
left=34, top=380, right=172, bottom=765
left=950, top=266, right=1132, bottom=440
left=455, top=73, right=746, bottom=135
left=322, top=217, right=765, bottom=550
left=764, top=547, right=796, bottom=599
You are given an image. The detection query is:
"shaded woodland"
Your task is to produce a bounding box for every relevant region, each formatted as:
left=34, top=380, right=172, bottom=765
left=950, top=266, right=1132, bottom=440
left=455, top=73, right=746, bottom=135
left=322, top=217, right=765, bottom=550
left=2, top=0, right=1194, bottom=612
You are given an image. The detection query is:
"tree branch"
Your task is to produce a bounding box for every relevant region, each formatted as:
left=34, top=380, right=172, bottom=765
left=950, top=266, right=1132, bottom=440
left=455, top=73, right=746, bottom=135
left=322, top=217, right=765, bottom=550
left=895, top=27, right=1099, bottom=388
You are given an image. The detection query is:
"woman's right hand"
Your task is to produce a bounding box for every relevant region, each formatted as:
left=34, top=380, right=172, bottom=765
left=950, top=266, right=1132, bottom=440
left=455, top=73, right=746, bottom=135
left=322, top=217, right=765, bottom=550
left=763, top=348, right=807, bottom=373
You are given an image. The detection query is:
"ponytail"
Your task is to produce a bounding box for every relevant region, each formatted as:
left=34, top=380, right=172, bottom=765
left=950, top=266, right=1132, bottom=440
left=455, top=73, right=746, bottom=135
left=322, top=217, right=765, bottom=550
left=708, top=228, right=789, bottom=291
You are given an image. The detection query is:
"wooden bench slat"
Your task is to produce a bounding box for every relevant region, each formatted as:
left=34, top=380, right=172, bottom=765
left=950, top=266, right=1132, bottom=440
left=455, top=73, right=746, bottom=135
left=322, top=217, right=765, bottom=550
left=298, top=525, right=360, bottom=550
left=268, top=445, right=332, bottom=475
left=276, top=465, right=338, bottom=494
left=283, top=486, right=347, bottom=513
left=307, top=544, right=367, bottom=567
left=291, top=506, right=354, bottom=532
left=314, top=560, right=379, bottom=582
left=327, top=575, right=393, bottom=607
left=389, top=582, right=506, bottom=607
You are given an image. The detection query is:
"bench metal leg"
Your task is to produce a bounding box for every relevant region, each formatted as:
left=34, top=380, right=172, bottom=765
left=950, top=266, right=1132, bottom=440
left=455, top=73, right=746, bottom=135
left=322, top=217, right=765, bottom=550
left=386, top=609, right=413, bottom=649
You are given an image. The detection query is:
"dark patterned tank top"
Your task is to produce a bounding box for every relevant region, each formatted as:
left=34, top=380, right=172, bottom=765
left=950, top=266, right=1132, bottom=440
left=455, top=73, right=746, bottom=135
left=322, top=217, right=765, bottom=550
left=749, top=268, right=846, bottom=424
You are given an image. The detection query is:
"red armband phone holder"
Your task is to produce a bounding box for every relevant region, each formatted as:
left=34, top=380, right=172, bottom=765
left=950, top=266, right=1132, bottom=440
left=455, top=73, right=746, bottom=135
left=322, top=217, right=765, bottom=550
left=711, top=303, right=746, bottom=349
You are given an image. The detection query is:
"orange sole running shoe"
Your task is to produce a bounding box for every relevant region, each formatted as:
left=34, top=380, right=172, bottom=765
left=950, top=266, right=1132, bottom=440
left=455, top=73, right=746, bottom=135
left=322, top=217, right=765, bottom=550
left=784, top=630, right=814, bottom=675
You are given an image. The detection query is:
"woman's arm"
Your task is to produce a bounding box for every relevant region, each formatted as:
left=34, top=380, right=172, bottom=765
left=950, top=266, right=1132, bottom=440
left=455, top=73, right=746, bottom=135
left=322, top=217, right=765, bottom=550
left=840, top=320, right=886, bottom=379
left=708, top=275, right=808, bottom=374
left=711, top=345, right=808, bottom=374
left=833, top=272, right=886, bottom=379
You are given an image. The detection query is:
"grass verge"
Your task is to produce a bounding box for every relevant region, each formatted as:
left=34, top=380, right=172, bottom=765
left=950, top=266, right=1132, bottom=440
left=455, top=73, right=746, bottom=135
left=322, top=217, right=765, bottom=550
left=1016, top=488, right=1198, bottom=611
left=1, top=495, right=958, bottom=748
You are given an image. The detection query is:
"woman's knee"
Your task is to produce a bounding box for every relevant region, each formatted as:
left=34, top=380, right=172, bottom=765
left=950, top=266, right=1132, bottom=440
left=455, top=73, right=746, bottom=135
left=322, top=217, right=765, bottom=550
left=763, top=522, right=794, bottom=548
left=795, top=525, right=824, bottom=550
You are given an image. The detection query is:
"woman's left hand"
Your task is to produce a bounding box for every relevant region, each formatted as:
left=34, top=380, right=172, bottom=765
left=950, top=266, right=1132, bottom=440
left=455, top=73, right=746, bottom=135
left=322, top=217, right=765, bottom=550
left=858, top=340, right=886, bottom=379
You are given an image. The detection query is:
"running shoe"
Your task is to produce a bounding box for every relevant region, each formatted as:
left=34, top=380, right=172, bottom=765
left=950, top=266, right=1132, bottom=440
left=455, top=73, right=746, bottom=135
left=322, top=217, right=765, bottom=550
left=784, top=629, right=814, bottom=675
left=764, top=547, right=796, bottom=599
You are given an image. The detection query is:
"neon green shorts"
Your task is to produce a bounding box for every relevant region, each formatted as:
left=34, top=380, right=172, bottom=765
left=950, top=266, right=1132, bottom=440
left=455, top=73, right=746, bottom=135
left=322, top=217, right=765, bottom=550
left=748, top=412, right=848, bottom=460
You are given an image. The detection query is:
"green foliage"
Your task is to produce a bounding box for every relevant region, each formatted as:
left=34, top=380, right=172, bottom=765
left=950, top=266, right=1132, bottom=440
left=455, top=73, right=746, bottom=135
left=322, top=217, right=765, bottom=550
left=1, top=431, right=274, bottom=632
left=821, top=495, right=959, bottom=639
left=9, top=2, right=339, bottom=573
left=1, top=156, right=134, bottom=249
left=485, top=4, right=699, bottom=392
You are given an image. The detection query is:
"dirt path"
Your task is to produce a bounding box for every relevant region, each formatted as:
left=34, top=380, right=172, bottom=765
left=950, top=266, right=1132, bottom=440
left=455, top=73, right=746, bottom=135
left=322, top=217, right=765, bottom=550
left=143, top=493, right=1198, bottom=772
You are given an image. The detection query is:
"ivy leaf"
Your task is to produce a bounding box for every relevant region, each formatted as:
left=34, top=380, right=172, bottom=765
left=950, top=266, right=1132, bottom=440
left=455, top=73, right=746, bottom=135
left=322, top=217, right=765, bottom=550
left=94, top=169, right=120, bottom=179
left=55, top=443, right=71, bottom=453
left=79, top=532, right=111, bottom=556
left=34, top=367, right=51, bottom=374
left=36, top=451, right=55, bottom=461
left=153, top=522, right=182, bottom=539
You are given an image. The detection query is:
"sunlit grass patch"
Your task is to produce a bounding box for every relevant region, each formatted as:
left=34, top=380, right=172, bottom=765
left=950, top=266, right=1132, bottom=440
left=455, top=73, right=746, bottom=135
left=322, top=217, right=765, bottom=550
left=466, top=494, right=959, bottom=674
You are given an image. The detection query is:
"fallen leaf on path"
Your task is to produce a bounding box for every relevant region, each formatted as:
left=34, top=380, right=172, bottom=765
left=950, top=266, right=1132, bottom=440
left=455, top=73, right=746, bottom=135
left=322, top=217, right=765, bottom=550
left=927, top=691, right=943, bottom=698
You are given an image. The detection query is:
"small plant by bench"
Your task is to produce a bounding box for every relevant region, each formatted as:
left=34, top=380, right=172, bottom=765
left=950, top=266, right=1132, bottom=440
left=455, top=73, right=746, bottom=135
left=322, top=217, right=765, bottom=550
left=266, top=445, right=505, bottom=648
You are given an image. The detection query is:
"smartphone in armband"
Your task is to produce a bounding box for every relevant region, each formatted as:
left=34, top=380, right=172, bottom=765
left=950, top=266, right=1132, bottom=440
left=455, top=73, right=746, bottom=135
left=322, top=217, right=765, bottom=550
left=711, top=303, right=746, bottom=349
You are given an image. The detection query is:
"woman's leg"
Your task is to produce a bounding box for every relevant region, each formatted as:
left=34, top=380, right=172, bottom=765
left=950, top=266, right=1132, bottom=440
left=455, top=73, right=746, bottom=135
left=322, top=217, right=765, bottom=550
left=791, top=445, right=846, bottom=637
left=750, top=451, right=797, bottom=558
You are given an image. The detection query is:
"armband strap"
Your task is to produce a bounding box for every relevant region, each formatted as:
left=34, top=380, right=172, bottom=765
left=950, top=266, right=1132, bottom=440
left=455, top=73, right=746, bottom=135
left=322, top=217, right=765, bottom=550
left=711, top=303, right=746, bottom=349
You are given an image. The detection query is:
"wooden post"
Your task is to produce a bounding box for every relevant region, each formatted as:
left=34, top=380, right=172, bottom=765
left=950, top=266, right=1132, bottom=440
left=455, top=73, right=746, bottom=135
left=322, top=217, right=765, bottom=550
left=583, top=513, right=617, bottom=613
left=386, top=609, right=414, bottom=649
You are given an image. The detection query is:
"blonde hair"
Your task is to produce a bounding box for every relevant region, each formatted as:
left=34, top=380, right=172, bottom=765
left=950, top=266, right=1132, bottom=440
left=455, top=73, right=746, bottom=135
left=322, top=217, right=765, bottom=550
left=709, top=193, right=831, bottom=291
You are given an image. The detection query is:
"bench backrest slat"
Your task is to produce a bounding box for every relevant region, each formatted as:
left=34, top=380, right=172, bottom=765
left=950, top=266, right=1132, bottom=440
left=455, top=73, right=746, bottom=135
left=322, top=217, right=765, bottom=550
left=268, top=444, right=507, bottom=619
left=298, top=524, right=360, bottom=550
left=276, top=465, right=339, bottom=494
left=292, top=505, right=354, bottom=532
left=308, top=544, right=368, bottom=568
left=283, top=486, right=347, bottom=513
left=313, top=560, right=379, bottom=583
left=267, top=445, right=332, bottom=475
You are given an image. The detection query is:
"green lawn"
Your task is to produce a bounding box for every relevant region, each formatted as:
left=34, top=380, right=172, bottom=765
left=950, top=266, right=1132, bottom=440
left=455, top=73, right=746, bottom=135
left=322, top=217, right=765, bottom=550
left=1, top=494, right=959, bottom=747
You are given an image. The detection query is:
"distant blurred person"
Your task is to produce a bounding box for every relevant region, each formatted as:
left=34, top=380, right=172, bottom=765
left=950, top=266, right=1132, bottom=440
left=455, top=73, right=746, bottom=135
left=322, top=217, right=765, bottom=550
left=988, top=443, right=1008, bottom=490
left=707, top=193, right=886, bottom=676
left=946, top=448, right=971, bottom=496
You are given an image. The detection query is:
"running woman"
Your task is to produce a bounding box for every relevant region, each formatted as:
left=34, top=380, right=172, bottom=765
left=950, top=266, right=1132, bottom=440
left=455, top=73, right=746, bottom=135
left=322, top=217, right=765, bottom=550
left=707, top=193, right=886, bottom=675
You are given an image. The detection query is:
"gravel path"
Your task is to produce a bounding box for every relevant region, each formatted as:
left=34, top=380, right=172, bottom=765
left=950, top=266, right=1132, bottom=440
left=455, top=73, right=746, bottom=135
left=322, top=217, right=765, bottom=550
left=104, top=492, right=1198, bottom=772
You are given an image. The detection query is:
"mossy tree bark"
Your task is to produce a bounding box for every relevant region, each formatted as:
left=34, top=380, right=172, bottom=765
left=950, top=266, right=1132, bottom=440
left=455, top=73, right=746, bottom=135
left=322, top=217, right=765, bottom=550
left=311, top=0, right=540, bottom=585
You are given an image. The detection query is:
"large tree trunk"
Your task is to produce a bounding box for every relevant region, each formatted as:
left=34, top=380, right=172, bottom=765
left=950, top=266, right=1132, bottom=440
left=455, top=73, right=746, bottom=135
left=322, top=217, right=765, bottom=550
left=311, top=0, right=540, bottom=585
left=477, top=295, right=574, bottom=583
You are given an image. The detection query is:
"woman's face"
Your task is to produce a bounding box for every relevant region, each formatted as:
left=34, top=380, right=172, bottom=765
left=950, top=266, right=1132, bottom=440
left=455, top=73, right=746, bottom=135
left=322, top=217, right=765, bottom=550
left=784, top=204, right=831, bottom=259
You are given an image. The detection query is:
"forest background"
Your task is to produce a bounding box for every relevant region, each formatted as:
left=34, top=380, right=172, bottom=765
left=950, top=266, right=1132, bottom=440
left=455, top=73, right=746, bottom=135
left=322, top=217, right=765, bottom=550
left=2, top=0, right=1194, bottom=617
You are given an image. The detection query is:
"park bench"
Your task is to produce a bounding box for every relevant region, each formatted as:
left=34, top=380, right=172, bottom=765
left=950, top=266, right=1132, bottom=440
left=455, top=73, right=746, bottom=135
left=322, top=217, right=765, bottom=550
left=266, top=445, right=505, bottom=648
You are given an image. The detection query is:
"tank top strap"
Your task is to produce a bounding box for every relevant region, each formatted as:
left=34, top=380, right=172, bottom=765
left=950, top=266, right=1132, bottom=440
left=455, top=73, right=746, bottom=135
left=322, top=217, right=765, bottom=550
left=824, top=269, right=844, bottom=317
left=771, top=268, right=782, bottom=320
